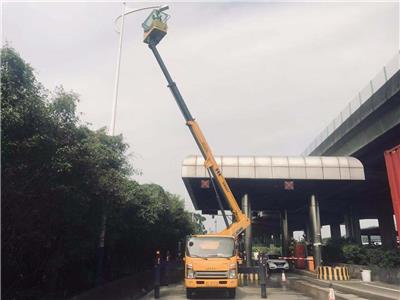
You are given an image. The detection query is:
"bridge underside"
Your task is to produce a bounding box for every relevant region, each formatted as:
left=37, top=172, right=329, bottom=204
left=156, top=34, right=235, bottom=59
left=183, top=177, right=368, bottom=222
left=308, top=69, right=400, bottom=249
left=182, top=155, right=371, bottom=266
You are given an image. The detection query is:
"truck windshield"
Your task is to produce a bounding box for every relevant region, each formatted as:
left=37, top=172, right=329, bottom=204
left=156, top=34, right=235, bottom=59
left=186, top=237, right=235, bottom=258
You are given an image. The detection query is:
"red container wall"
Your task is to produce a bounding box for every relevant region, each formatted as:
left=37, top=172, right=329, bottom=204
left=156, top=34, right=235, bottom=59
left=384, top=144, right=400, bottom=243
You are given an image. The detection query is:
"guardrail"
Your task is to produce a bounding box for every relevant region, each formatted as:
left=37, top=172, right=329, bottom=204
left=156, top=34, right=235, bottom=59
left=302, top=51, right=400, bottom=156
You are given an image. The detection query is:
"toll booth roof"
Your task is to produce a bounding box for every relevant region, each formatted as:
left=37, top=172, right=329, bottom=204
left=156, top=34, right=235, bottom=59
left=182, top=155, right=365, bottom=214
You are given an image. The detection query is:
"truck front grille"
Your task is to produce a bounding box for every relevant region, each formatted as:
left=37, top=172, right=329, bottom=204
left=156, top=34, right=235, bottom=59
left=194, top=271, right=228, bottom=279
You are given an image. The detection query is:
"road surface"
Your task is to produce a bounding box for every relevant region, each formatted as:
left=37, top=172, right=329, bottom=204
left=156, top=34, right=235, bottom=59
left=141, top=273, right=312, bottom=300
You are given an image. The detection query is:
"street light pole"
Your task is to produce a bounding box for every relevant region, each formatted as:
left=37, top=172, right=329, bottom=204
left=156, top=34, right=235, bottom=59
left=96, top=4, right=127, bottom=287
left=109, top=2, right=126, bottom=136
left=109, top=3, right=167, bottom=135
left=95, top=3, right=169, bottom=287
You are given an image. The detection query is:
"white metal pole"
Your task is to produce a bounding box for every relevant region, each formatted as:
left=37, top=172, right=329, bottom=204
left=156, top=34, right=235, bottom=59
left=109, top=2, right=126, bottom=136
left=96, top=2, right=126, bottom=287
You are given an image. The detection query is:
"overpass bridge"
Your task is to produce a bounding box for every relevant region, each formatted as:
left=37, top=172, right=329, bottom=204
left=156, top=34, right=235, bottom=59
left=302, top=52, right=400, bottom=248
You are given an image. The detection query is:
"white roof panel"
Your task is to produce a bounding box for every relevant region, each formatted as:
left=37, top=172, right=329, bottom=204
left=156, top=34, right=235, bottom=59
left=182, top=155, right=365, bottom=181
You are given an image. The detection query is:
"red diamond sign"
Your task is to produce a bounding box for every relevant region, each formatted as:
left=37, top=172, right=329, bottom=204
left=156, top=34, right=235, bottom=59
left=201, top=179, right=210, bottom=189
left=284, top=181, right=294, bottom=190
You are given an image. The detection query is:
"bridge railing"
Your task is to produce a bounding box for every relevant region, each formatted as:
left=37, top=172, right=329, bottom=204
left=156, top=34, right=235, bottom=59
left=302, top=51, right=400, bottom=156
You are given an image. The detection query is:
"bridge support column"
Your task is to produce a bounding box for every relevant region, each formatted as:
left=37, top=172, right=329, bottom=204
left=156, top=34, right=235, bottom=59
left=344, top=210, right=361, bottom=244
left=281, top=209, right=289, bottom=256
left=309, top=195, right=322, bottom=268
left=353, top=217, right=362, bottom=244
left=344, top=214, right=352, bottom=239
left=242, top=194, right=252, bottom=266
left=330, top=223, right=341, bottom=240
left=378, top=196, right=396, bottom=248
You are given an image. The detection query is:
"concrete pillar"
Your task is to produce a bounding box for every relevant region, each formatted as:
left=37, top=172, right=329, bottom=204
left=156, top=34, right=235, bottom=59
left=344, top=214, right=352, bottom=239
left=352, top=216, right=362, bottom=245
left=378, top=197, right=396, bottom=248
left=344, top=209, right=361, bottom=244
left=304, top=222, right=311, bottom=243
left=289, top=230, right=294, bottom=240
left=242, top=194, right=252, bottom=266
left=281, top=209, right=289, bottom=256
left=309, top=195, right=322, bottom=268
left=330, top=223, right=341, bottom=240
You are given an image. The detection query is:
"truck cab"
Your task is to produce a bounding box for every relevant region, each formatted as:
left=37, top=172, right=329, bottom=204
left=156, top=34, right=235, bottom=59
left=185, top=235, right=238, bottom=299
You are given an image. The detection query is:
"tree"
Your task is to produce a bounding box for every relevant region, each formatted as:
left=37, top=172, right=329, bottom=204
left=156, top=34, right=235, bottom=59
left=192, top=213, right=207, bottom=234
left=1, top=46, right=196, bottom=299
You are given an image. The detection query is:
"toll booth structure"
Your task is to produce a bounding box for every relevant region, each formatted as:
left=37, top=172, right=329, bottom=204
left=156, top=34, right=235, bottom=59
left=182, top=155, right=366, bottom=269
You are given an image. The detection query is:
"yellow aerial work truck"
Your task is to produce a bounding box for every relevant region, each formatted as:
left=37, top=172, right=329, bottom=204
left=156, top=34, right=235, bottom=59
left=142, top=8, right=251, bottom=299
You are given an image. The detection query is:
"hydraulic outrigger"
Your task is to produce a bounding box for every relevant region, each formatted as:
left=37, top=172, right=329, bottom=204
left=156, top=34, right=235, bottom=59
left=142, top=9, right=250, bottom=298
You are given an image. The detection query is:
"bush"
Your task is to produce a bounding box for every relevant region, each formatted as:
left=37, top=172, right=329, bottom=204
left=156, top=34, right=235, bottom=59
left=342, top=244, right=367, bottom=265
left=339, top=242, right=400, bottom=268
left=323, top=238, right=347, bottom=264
left=363, top=247, right=400, bottom=268
left=252, top=245, right=281, bottom=255
left=365, top=247, right=385, bottom=266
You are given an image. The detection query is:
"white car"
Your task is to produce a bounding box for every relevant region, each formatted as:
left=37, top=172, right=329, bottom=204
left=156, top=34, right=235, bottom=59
left=266, top=254, right=289, bottom=271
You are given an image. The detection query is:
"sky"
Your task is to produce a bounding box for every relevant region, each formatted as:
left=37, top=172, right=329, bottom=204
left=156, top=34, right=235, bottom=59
left=3, top=1, right=399, bottom=235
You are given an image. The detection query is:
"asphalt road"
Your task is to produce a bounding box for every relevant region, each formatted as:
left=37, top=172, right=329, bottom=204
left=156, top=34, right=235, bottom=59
left=141, top=274, right=313, bottom=300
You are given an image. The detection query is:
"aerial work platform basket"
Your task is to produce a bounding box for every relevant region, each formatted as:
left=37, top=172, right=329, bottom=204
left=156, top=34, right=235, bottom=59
left=142, top=9, right=169, bottom=45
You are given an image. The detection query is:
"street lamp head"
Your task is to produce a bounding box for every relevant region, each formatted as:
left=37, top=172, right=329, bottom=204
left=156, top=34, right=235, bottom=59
left=158, top=4, right=169, bottom=12
left=142, top=8, right=170, bottom=45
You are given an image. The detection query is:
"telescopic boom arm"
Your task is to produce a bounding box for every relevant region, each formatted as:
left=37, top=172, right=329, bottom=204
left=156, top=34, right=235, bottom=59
left=143, top=14, right=250, bottom=237
left=148, top=42, right=250, bottom=237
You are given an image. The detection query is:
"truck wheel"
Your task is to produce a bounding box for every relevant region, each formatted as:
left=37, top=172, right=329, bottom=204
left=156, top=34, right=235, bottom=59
left=227, top=288, right=236, bottom=298
left=186, top=288, right=193, bottom=299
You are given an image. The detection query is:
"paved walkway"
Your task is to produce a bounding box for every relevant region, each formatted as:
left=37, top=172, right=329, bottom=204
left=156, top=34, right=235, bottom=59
left=293, top=270, right=400, bottom=300
left=323, top=279, right=400, bottom=300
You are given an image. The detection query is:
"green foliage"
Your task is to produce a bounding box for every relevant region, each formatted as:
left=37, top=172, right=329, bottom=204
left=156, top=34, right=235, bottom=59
left=342, top=244, right=400, bottom=268
left=323, top=238, right=347, bottom=264
left=323, top=238, right=400, bottom=268
left=342, top=244, right=367, bottom=265
left=365, top=248, right=400, bottom=268
left=253, top=245, right=281, bottom=255
left=1, top=46, right=196, bottom=299
left=192, top=213, right=207, bottom=234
